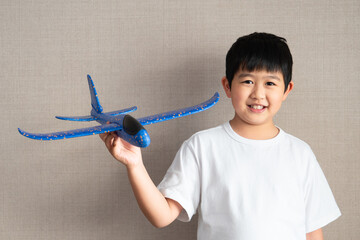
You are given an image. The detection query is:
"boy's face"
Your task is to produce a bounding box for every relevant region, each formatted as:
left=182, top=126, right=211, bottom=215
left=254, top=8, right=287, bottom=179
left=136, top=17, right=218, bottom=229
left=221, top=69, right=293, bottom=128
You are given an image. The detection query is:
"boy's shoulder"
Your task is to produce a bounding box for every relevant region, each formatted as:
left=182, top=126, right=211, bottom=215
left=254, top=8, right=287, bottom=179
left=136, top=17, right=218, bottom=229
left=281, top=130, right=313, bottom=152
left=186, top=123, right=227, bottom=141
left=278, top=129, right=318, bottom=166
left=181, top=123, right=228, bottom=149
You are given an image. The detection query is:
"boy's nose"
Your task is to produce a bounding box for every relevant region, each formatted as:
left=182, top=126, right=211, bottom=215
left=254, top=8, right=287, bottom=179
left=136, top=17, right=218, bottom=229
left=250, top=85, right=265, bottom=100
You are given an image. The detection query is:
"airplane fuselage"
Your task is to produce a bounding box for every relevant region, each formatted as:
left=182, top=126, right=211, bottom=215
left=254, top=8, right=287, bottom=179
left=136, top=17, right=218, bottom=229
left=91, top=109, right=151, bottom=148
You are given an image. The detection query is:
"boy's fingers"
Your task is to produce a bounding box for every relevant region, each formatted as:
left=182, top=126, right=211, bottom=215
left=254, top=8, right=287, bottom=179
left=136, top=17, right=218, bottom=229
left=111, top=132, right=120, bottom=141
left=99, top=133, right=109, bottom=142
left=104, top=133, right=115, bottom=150
left=100, top=132, right=118, bottom=142
left=112, top=135, right=120, bottom=147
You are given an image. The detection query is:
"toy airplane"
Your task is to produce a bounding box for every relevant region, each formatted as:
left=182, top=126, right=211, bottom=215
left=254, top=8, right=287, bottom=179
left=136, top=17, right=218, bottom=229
left=18, top=75, right=219, bottom=148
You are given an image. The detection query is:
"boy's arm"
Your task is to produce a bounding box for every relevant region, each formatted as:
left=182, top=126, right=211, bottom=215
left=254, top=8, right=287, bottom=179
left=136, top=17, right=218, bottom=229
left=127, top=163, right=183, bottom=228
left=306, top=228, right=323, bottom=240
left=100, top=132, right=183, bottom=228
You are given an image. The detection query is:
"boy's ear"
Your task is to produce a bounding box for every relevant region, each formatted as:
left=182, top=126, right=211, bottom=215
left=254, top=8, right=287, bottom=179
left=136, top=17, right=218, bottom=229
left=221, top=76, right=232, bottom=98
left=282, top=81, right=294, bottom=101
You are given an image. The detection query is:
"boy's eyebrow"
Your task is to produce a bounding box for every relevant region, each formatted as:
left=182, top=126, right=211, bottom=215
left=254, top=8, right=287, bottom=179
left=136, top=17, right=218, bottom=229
left=265, top=75, right=281, bottom=81
left=237, top=73, right=254, bottom=79
left=237, top=73, right=281, bottom=81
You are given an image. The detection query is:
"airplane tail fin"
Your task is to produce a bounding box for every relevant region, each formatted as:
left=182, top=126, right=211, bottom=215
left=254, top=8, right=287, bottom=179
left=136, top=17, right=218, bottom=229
left=87, top=74, right=103, bottom=113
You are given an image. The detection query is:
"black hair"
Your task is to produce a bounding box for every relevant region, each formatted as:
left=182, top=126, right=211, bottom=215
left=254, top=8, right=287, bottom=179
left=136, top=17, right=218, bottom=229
left=225, top=32, right=293, bottom=92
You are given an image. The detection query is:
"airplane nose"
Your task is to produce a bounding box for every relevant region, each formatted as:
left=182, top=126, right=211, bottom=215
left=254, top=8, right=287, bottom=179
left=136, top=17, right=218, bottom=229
left=134, top=129, right=151, bottom=148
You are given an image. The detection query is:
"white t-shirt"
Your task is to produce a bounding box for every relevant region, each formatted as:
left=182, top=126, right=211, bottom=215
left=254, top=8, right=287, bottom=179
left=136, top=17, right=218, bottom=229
left=157, top=122, right=341, bottom=240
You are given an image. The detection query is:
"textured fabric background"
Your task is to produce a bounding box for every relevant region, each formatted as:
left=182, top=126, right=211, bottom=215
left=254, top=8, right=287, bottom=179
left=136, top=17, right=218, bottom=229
left=1, top=0, right=358, bottom=239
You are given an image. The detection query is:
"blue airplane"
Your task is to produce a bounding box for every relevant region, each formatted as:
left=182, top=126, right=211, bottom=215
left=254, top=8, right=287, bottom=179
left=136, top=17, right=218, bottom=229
left=18, top=75, right=219, bottom=147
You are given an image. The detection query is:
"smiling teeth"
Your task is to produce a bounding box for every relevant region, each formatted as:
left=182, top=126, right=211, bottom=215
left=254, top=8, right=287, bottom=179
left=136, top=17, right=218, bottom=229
left=251, top=105, right=264, bottom=109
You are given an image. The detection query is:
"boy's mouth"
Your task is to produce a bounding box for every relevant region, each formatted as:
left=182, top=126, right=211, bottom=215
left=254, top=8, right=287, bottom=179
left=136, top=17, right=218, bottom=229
left=248, top=104, right=266, bottom=110
left=247, top=104, right=267, bottom=113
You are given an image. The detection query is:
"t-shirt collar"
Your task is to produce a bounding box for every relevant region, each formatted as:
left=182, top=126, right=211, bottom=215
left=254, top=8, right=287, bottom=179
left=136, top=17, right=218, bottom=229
left=223, top=121, right=284, bottom=146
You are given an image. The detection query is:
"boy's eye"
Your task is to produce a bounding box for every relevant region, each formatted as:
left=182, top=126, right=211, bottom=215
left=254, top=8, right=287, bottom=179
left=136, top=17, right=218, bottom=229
left=242, top=80, right=253, bottom=84
left=266, top=82, right=276, bottom=86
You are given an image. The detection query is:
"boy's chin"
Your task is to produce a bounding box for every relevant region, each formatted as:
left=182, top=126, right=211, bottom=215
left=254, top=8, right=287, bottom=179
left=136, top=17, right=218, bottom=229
left=232, top=116, right=274, bottom=128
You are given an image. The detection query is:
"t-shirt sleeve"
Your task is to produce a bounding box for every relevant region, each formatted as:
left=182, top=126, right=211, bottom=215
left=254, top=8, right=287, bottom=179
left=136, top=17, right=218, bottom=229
left=303, top=149, right=341, bottom=233
left=157, top=140, right=201, bottom=222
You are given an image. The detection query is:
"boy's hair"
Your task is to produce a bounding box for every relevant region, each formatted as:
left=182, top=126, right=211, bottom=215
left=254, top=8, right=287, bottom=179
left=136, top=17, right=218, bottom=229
left=226, top=32, right=293, bottom=92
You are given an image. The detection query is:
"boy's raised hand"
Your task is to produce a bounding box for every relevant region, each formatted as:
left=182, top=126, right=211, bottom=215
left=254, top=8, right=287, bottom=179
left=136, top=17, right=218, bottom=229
left=99, top=132, right=142, bottom=168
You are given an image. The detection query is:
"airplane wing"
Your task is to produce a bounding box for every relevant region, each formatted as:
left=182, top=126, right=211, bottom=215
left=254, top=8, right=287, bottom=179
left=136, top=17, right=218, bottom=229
left=18, top=123, right=121, bottom=140
left=138, top=92, right=219, bottom=126
left=55, top=115, right=98, bottom=121
left=104, top=106, right=137, bottom=116
left=55, top=106, right=137, bottom=121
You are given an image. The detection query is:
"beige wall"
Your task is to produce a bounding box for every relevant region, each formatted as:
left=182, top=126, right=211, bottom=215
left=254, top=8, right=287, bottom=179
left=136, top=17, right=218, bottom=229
left=1, top=0, right=358, bottom=239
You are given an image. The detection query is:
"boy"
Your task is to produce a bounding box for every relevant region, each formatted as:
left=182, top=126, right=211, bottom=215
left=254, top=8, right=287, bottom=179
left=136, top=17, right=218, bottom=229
left=100, top=32, right=341, bottom=240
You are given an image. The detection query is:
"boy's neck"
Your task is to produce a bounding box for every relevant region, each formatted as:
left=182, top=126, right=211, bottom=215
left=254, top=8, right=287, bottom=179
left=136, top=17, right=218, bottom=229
left=229, top=118, right=279, bottom=140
